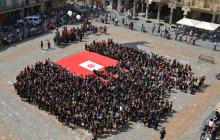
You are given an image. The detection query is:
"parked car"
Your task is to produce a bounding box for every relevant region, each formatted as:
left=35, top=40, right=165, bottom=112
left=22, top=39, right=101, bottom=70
left=24, top=15, right=41, bottom=25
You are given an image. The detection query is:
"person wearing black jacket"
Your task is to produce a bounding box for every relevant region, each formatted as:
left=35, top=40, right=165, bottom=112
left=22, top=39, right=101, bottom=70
left=160, top=128, right=166, bottom=140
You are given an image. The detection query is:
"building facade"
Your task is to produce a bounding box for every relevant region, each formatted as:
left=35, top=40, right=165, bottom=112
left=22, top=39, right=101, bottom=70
left=0, top=0, right=66, bottom=24
left=108, top=0, right=220, bottom=24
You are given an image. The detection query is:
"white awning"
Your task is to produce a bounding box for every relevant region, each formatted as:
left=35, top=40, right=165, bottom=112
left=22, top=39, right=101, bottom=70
left=176, top=18, right=201, bottom=27
left=195, top=22, right=220, bottom=31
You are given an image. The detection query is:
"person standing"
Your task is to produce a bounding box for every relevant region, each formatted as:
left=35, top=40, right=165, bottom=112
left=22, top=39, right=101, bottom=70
left=122, top=18, right=125, bottom=25
left=210, top=126, right=217, bottom=140
left=175, top=30, right=179, bottom=40
left=41, top=40, right=43, bottom=49
left=141, top=24, right=145, bottom=32
left=47, top=40, right=52, bottom=49
left=152, top=23, right=156, bottom=35
left=130, top=22, right=134, bottom=30
left=160, top=127, right=166, bottom=140
left=154, top=119, right=158, bottom=130
left=79, top=32, right=83, bottom=42
left=158, top=25, right=161, bottom=35
left=213, top=41, right=217, bottom=51
left=103, top=26, right=107, bottom=34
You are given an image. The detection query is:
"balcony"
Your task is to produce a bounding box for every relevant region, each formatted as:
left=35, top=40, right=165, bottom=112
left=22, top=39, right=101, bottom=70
left=151, top=0, right=180, bottom=4
left=152, top=0, right=169, bottom=3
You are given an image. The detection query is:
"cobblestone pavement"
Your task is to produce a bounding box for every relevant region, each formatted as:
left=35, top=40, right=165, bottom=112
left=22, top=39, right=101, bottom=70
left=0, top=20, right=220, bottom=140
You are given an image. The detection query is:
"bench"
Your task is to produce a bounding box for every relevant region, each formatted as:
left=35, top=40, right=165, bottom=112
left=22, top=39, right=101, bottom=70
left=198, top=54, right=215, bottom=64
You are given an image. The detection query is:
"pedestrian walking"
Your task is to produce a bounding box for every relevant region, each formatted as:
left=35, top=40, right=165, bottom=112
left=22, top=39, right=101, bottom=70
left=41, top=40, right=43, bottom=49
left=160, top=127, right=166, bottom=140
left=213, top=41, right=217, bottom=51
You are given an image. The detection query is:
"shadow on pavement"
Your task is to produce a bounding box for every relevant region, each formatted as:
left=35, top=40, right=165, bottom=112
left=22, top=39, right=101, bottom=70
left=122, top=41, right=151, bottom=49
left=99, top=122, right=133, bottom=139
left=158, top=110, right=178, bottom=128
left=197, top=84, right=210, bottom=93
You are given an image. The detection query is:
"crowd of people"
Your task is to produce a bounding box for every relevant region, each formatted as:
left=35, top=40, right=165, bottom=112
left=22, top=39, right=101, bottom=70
left=97, top=12, right=219, bottom=49
left=174, top=26, right=207, bottom=45
left=53, top=26, right=84, bottom=46
left=0, top=5, right=89, bottom=46
left=0, top=20, right=49, bottom=45
left=14, top=40, right=205, bottom=139
left=98, top=13, right=134, bottom=30
left=53, top=21, right=107, bottom=46
left=0, top=8, right=63, bottom=45
left=200, top=111, right=220, bottom=140
left=86, top=39, right=205, bottom=94
left=174, top=26, right=220, bottom=51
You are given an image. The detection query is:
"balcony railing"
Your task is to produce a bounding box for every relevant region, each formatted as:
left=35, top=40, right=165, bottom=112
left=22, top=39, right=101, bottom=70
left=151, top=0, right=169, bottom=3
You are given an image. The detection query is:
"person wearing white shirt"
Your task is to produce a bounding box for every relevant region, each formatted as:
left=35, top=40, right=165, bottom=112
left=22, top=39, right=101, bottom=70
left=213, top=42, right=217, bottom=51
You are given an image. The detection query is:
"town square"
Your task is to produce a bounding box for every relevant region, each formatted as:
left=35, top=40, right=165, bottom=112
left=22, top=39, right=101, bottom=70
left=1, top=0, right=220, bottom=140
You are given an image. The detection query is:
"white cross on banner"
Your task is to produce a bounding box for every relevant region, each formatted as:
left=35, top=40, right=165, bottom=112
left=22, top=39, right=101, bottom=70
left=79, top=60, right=104, bottom=71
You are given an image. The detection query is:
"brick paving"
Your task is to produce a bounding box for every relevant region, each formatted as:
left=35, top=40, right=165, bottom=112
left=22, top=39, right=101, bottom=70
left=0, top=20, right=220, bottom=140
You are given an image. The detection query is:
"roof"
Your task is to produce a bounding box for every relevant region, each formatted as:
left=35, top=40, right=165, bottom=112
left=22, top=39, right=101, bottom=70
left=195, top=21, right=220, bottom=31
left=176, top=18, right=201, bottom=27
left=176, top=18, right=220, bottom=31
